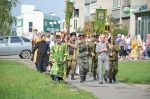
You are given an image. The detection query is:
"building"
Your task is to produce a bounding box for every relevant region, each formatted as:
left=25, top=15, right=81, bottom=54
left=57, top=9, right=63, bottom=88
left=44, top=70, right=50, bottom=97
left=69, top=0, right=150, bottom=40
left=16, top=5, right=60, bottom=37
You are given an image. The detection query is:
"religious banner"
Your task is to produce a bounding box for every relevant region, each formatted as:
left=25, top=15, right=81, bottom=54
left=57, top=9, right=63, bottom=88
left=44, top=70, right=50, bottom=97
left=84, top=21, right=91, bottom=36
left=94, top=9, right=107, bottom=33
left=65, top=2, right=74, bottom=24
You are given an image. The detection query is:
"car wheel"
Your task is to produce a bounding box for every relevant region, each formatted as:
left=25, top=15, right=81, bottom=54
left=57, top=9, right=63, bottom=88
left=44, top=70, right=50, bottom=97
left=19, top=54, right=23, bottom=58
left=21, top=50, right=31, bottom=59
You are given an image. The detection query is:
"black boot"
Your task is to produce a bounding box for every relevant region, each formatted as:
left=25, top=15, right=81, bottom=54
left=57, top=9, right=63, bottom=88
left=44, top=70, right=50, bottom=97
left=66, top=72, right=69, bottom=79
left=80, top=76, right=84, bottom=83
left=71, top=75, right=75, bottom=80
left=112, top=76, right=116, bottom=82
left=109, top=79, right=112, bottom=83
left=93, top=71, right=97, bottom=80
left=83, top=74, right=86, bottom=81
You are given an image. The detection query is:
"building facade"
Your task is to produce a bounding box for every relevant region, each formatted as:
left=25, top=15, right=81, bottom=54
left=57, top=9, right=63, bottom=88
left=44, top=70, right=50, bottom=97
left=16, top=5, right=60, bottom=37
left=69, top=0, right=150, bottom=40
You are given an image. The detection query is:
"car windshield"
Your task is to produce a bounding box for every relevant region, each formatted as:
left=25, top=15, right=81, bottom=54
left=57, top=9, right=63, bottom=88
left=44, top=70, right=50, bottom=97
left=0, top=37, right=9, bottom=43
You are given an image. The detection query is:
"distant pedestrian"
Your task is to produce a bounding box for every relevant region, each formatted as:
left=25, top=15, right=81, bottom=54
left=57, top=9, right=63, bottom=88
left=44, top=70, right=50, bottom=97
left=146, top=34, right=150, bottom=58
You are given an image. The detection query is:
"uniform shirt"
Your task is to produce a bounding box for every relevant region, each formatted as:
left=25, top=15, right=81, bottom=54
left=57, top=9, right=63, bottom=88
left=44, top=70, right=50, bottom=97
left=69, top=40, right=75, bottom=55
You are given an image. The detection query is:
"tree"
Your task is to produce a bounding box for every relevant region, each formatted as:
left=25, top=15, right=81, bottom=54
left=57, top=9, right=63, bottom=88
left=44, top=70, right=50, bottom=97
left=0, top=0, right=19, bottom=36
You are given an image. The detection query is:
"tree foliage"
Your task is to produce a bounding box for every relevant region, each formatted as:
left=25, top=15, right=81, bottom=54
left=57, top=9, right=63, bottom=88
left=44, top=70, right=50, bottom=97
left=0, top=0, right=19, bottom=36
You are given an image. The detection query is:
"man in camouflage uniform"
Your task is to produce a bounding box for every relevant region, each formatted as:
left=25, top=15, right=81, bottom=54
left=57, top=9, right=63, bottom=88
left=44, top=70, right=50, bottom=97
left=78, top=34, right=89, bottom=83
left=66, top=32, right=78, bottom=80
left=88, top=34, right=98, bottom=80
left=108, top=37, right=120, bottom=83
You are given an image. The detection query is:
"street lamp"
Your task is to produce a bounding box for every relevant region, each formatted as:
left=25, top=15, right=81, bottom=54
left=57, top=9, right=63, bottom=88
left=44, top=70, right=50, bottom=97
left=58, top=21, right=61, bottom=31
left=62, top=19, right=65, bottom=30
left=138, top=17, right=142, bottom=38
left=53, top=21, right=57, bottom=32
left=49, top=22, right=53, bottom=33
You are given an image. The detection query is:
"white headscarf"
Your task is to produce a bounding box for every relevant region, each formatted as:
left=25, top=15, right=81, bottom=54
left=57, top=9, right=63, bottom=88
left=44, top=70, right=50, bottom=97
left=121, top=34, right=124, bottom=39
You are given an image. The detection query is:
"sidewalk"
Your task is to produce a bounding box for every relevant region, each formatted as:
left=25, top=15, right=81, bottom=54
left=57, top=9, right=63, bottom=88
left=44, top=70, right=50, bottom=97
left=66, top=75, right=150, bottom=99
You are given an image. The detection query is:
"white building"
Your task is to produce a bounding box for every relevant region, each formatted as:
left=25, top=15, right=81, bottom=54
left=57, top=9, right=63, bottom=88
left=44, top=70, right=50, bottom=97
left=16, top=5, right=60, bottom=37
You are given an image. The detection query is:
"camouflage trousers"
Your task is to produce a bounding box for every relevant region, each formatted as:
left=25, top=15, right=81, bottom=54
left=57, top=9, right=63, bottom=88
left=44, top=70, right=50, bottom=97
left=89, top=56, right=98, bottom=73
left=108, top=61, right=118, bottom=79
left=67, top=55, right=77, bottom=75
left=78, top=57, right=89, bottom=76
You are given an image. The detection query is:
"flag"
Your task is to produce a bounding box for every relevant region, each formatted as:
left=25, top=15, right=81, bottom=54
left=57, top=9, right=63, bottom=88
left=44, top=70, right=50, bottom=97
left=65, top=2, right=74, bottom=24
left=94, top=9, right=107, bottom=33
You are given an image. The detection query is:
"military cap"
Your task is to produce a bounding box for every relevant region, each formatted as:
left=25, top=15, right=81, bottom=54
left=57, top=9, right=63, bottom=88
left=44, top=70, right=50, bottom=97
left=70, top=32, right=76, bottom=37
left=78, top=34, right=85, bottom=39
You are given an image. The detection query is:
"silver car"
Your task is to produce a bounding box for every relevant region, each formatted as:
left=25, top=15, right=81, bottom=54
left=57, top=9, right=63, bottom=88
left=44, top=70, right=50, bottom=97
left=0, top=36, right=32, bottom=59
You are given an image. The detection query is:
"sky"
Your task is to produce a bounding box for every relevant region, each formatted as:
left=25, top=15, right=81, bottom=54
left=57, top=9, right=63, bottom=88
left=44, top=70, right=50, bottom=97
left=12, top=0, right=65, bottom=28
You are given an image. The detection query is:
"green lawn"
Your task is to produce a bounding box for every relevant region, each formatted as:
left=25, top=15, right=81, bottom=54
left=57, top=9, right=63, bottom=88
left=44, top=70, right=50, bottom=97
left=117, top=61, right=150, bottom=84
left=0, top=60, right=95, bottom=99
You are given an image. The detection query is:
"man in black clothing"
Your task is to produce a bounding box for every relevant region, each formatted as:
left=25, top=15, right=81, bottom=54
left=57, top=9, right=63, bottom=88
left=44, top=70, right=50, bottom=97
left=32, top=34, right=50, bottom=73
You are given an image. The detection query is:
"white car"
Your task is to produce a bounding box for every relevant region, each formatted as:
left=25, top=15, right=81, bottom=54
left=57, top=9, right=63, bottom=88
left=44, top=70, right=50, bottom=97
left=0, top=36, right=32, bottom=59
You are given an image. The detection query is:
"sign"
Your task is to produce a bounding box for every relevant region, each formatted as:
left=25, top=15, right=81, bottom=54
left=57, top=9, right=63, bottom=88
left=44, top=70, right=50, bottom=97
left=65, top=2, right=74, bottom=24
left=90, top=2, right=97, bottom=14
left=84, top=21, right=91, bottom=35
left=94, top=9, right=107, bottom=33
left=139, top=5, right=148, bottom=11
left=123, top=7, right=130, bottom=14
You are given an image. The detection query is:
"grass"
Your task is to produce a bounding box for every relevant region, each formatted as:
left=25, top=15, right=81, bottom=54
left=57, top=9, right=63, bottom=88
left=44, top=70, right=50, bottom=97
left=0, top=60, right=95, bottom=99
left=117, top=61, right=150, bottom=84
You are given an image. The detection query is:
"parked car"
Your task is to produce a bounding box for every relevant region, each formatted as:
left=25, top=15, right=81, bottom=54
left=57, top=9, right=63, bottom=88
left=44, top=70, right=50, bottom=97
left=0, top=36, right=32, bottom=59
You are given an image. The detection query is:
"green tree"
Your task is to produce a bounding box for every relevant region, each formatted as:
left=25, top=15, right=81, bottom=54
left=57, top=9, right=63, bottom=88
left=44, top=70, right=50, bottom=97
left=0, top=0, right=19, bottom=36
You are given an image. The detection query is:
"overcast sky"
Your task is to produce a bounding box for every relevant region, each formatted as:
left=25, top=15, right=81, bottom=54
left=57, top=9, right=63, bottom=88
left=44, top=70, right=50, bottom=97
left=12, top=0, right=65, bottom=28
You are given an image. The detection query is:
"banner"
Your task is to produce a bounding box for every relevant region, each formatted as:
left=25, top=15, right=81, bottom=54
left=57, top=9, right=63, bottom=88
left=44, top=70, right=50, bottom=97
left=84, top=21, right=91, bottom=36
left=65, top=2, right=74, bottom=24
left=94, top=9, right=107, bottom=33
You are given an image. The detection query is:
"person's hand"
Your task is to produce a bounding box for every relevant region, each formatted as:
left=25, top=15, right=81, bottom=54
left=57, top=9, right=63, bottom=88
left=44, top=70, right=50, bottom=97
left=91, top=53, right=95, bottom=57
left=67, top=43, right=71, bottom=46
left=94, top=41, right=97, bottom=44
left=52, top=60, right=55, bottom=63
left=86, top=42, right=88, bottom=46
left=86, top=51, right=89, bottom=55
left=103, top=48, right=107, bottom=51
left=63, top=58, right=66, bottom=62
left=109, top=52, right=113, bottom=57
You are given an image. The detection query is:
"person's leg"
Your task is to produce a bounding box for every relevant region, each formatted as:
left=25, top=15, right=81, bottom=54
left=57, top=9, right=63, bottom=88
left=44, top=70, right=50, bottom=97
left=66, top=55, right=71, bottom=78
left=108, top=61, right=113, bottom=83
left=71, top=59, right=76, bottom=80
left=112, top=61, right=118, bottom=82
left=93, top=58, right=98, bottom=80
left=54, top=75, right=58, bottom=82
left=103, top=59, right=110, bottom=83
left=98, top=60, right=103, bottom=84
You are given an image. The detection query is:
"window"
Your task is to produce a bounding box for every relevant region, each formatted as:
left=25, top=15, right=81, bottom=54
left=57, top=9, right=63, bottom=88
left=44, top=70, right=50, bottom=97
left=74, top=9, right=79, bottom=17
left=21, top=37, right=30, bottom=42
left=29, top=22, right=33, bottom=32
left=113, top=0, right=121, bottom=8
left=45, top=21, right=47, bottom=26
left=0, top=37, right=8, bottom=43
left=85, top=4, right=90, bottom=15
left=10, top=37, right=22, bottom=43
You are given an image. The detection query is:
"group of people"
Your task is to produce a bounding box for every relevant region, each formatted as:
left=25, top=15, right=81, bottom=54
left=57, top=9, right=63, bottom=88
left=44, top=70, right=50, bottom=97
left=31, top=28, right=150, bottom=84
left=115, top=34, right=150, bottom=60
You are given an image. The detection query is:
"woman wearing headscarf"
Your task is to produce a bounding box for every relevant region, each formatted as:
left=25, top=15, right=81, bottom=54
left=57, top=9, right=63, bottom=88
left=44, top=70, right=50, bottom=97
left=130, top=36, right=138, bottom=60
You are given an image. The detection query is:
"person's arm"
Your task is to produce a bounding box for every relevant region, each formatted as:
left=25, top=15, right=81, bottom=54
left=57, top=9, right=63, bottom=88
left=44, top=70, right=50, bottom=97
left=68, top=40, right=77, bottom=49
left=32, top=42, right=39, bottom=54
left=50, top=45, right=55, bottom=62
left=114, top=44, right=121, bottom=52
